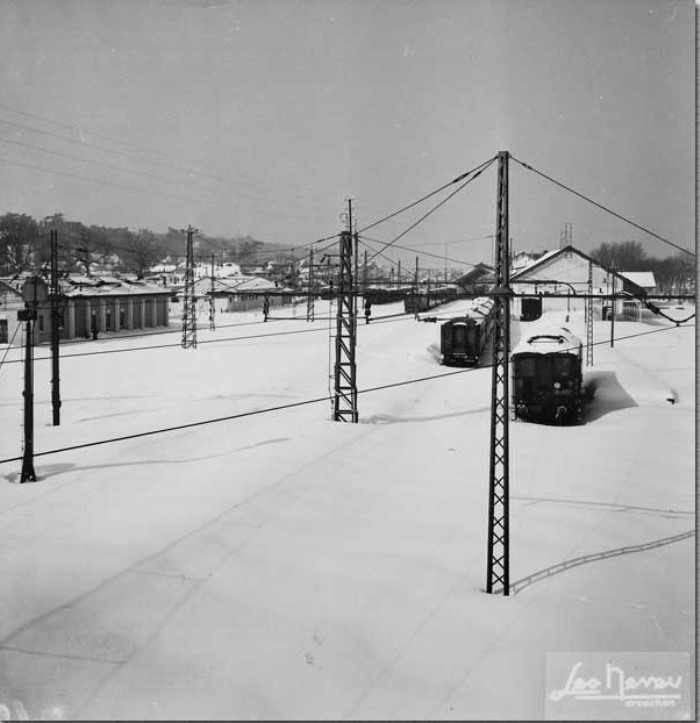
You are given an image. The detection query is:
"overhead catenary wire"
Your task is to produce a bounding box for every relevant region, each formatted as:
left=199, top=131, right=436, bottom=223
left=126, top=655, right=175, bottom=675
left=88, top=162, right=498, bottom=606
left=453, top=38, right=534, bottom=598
left=357, top=155, right=497, bottom=235
left=2, top=287, right=692, bottom=367
left=511, top=155, right=695, bottom=258
left=0, top=307, right=418, bottom=365
left=0, top=322, right=690, bottom=467
left=364, top=157, right=497, bottom=265
left=359, top=234, right=481, bottom=270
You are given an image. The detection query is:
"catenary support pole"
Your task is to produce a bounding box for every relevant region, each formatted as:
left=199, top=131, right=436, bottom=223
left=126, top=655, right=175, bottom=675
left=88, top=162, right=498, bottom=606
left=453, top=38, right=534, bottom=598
left=307, top=248, right=315, bottom=322
left=610, top=265, right=616, bottom=348
left=333, top=200, right=358, bottom=422
left=50, top=229, right=61, bottom=425
left=486, top=150, right=511, bottom=595
left=209, top=254, right=216, bottom=331
left=586, top=261, right=594, bottom=366
left=181, top=225, right=198, bottom=348
left=20, top=283, right=38, bottom=483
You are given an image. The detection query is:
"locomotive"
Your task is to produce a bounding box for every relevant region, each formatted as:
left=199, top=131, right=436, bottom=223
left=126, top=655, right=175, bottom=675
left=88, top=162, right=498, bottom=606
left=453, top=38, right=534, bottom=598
left=440, top=297, right=494, bottom=366
left=511, top=326, right=584, bottom=424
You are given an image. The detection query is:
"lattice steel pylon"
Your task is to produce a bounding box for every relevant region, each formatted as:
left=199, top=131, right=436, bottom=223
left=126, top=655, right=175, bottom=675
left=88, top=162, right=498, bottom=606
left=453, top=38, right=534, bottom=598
left=209, top=254, right=216, bottom=331
left=333, top=203, right=358, bottom=422
left=486, top=150, right=512, bottom=595
left=307, top=248, right=315, bottom=322
left=586, top=261, right=594, bottom=366
left=181, top=225, right=198, bottom=348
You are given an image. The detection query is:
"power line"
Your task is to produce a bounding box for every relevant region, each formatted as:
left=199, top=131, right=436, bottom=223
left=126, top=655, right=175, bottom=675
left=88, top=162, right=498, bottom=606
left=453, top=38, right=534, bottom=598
left=511, top=155, right=695, bottom=258
left=0, top=120, right=329, bottom=221
left=0, top=155, right=220, bottom=206
left=0, top=322, right=688, bottom=467
left=0, top=136, right=237, bottom=202
left=0, top=103, right=327, bottom=203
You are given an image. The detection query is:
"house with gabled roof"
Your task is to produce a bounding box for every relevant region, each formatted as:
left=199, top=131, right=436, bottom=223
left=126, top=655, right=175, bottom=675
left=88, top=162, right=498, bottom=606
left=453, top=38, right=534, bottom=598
left=509, top=245, right=647, bottom=319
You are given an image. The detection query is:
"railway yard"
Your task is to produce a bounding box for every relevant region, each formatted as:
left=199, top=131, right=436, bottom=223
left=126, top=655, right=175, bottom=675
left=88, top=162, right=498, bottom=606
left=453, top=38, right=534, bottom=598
left=0, top=299, right=694, bottom=719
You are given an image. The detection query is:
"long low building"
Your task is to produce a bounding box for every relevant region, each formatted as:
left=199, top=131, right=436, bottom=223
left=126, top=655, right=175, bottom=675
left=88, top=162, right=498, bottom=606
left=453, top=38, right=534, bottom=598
left=0, top=274, right=172, bottom=346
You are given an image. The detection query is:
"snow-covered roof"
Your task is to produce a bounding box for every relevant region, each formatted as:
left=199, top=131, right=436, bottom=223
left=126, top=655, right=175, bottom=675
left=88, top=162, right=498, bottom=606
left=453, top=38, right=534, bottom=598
left=62, top=276, right=171, bottom=297
left=512, top=326, right=582, bottom=357
left=619, top=271, right=656, bottom=289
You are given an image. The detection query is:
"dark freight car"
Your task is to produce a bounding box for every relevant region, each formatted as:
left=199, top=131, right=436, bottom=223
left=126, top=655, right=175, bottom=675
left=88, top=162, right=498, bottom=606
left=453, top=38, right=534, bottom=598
left=512, top=327, right=584, bottom=424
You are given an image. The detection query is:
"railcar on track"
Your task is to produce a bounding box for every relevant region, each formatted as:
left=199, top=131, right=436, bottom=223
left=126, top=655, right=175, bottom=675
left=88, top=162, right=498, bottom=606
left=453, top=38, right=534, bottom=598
left=511, top=326, right=584, bottom=424
left=439, top=297, right=494, bottom=366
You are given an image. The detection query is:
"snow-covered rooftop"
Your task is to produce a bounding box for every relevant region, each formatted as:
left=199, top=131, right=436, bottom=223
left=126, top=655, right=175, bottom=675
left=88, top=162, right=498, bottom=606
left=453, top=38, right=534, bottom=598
left=619, top=271, right=656, bottom=289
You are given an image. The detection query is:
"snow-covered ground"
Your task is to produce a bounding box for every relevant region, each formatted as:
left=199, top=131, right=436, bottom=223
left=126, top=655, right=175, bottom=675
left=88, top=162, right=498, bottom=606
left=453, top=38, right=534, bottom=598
left=0, top=300, right=695, bottom=720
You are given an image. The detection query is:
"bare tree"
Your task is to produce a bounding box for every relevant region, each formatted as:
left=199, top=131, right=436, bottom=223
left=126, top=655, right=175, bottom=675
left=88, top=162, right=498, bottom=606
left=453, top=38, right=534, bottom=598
left=0, top=213, right=39, bottom=274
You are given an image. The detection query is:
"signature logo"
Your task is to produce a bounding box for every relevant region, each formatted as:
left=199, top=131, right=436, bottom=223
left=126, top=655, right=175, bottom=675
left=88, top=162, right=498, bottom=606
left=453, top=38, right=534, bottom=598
left=549, top=659, right=684, bottom=710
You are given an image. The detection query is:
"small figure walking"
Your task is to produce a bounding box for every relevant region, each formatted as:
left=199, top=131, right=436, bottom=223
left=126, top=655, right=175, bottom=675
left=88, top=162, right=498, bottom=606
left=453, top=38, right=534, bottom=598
left=263, top=294, right=270, bottom=322
left=364, top=298, right=372, bottom=324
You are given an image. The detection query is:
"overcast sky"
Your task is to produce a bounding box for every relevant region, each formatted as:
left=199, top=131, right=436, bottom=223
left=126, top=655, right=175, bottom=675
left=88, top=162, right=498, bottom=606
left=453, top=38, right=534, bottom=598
left=0, top=0, right=694, bottom=270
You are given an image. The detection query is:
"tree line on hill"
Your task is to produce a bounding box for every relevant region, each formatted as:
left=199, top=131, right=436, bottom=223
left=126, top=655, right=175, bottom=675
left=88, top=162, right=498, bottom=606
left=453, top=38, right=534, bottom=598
left=0, top=212, right=294, bottom=278
left=589, top=240, right=694, bottom=294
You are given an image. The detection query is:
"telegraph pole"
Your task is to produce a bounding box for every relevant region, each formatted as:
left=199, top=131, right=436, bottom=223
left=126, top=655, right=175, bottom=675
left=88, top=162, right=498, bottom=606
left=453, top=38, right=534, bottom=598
left=209, top=254, right=216, bottom=331
left=333, top=200, right=358, bottom=422
left=181, top=226, right=198, bottom=348
left=486, top=150, right=511, bottom=595
left=50, top=230, right=61, bottom=425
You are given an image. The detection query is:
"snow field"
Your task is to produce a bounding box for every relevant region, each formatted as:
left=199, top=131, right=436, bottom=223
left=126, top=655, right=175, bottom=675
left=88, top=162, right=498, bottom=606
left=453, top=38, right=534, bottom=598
left=0, top=301, right=694, bottom=719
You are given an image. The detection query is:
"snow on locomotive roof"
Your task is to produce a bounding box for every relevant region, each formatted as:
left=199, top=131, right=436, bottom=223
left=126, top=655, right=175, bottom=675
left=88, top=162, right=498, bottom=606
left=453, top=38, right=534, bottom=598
left=512, top=326, right=582, bottom=356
